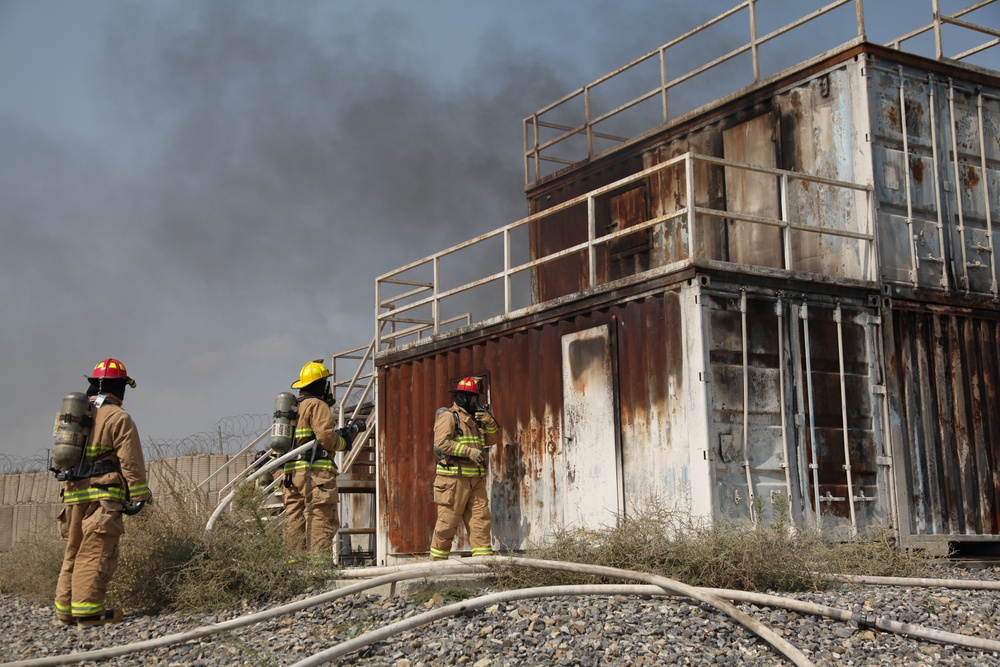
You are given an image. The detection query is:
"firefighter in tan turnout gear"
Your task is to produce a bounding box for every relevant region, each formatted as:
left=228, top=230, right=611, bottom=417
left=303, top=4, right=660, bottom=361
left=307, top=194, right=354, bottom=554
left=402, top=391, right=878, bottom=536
left=53, top=358, right=150, bottom=627
left=430, top=376, right=500, bottom=560
left=283, top=360, right=363, bottom=557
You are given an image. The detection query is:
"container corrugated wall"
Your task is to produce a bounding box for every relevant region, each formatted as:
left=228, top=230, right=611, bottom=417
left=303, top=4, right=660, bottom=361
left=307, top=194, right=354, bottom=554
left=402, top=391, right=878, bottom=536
left=377, top=276, right=895, bottom=557
left=886, top=303, right=1000, bottom=541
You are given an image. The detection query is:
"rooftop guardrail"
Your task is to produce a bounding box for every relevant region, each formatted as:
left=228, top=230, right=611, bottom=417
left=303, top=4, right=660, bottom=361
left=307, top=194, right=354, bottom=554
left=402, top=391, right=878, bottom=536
left=524, top=0, right=999, bottom=185
left=377, top=152, right=875, bottom=353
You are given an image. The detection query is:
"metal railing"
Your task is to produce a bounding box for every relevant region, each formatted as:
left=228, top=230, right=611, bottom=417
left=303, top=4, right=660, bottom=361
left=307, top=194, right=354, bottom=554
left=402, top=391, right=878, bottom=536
left=201, top=338, right=381, bottom=529
left=885, top=0, right=999, bottom=61
left=377, top=152, right=875, bottom=352
left=524, top=0, right=998, bottom=184
left=330, top=338, right=378, bottom=476
left=331, top=339, right=375, bottom=423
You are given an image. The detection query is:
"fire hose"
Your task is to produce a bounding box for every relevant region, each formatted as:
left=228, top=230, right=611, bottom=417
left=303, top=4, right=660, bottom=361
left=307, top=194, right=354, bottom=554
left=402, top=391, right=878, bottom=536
left=5, top=559, right=1000, bottom=667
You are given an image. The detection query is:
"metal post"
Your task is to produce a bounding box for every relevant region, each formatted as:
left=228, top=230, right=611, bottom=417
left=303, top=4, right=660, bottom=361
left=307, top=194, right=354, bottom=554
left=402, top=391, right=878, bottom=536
left=432, top=256, right=440, bottom=335
left=933, top=0, right=943, bottom=61
left=855, top=0, right=867, bottom=42
left=775, top=296, right=794, bottom=522
left=523, top=118, right=530, bottom=188
left=898, top=66, right=919, bottom=287
left=504, top=227, right=512, bottom=314
left=834, top=303, right=858, bottom=535
left=740, top=289, right=756, bottom=522
left=375, top=279, right=382, bottom=350
left=976, top=88, right=998, bottom=297
left=686, top=155, right=696, bottom=260
left=532, top=114, right=541, bottom=184
left=588, top=195, right=597, bottom=288
left=749, top=0, right=760, bottom=82
left=800, top=301, right=822, bottom=527
left=948, top=79, right=971, bottom=292
left=585, top=85, right=594, bottom=160
left=868, top=189, right=878, bottom=284
left=659, top=46, right=669, bottom=124
left=780, top=172, right=791, bottom=271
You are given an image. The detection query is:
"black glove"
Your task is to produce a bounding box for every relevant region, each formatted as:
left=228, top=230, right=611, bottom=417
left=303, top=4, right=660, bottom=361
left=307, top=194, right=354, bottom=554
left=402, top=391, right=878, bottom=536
left=122, top=500, right=146, bottom=516
left=474, top=409, right=496, bottom=428
left=335, top=419, right=365, bottom=451
left=335, top=427, right=353, bottom=451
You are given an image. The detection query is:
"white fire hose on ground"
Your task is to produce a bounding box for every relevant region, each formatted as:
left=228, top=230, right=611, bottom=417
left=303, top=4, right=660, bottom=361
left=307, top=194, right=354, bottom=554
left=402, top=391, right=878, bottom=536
left=5, top=558, right=1000, bottom=667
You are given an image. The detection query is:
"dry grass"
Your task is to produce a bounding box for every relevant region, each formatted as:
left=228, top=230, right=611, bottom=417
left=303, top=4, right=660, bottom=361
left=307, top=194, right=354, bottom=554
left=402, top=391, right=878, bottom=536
left=112, top=479, right=332, bottom=613
left=494, top=501, right=935, bottom=593
left=0, top=465, right=333, bottom=614
left=0, top=532, right=65, bottom=604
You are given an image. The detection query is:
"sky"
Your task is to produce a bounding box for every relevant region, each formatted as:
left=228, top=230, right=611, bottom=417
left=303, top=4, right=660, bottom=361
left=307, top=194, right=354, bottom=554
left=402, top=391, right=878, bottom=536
left=1, top=0, right=997, bottom=469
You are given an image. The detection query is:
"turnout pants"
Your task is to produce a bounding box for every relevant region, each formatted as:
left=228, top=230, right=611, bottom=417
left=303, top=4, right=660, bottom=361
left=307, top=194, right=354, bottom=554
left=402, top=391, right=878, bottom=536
left=284, top=468, right=339, bottom=555
left=55, top=500, right=124, bottom=619
left=430, top=475, right=493, bottom=559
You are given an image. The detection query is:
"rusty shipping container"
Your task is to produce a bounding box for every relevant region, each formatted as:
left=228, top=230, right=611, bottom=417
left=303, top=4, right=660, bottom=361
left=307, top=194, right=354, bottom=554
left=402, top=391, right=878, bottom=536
left=374, top=2, right=1000, bottom=562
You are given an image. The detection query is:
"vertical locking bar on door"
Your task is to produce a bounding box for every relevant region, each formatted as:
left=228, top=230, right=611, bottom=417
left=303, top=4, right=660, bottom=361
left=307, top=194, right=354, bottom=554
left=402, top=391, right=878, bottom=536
left=948, top=79, right=971, bottom=293
left=976, top=89, right=997, bottom=297
left=835, top=302, right=859, bottom=535
left=800, top=301, right=821, bottom=526
left=871, top=309, right=901, bottom=533
left=775, top=295, right=794, bottom=522
left=898, top=66, right=919, bottom=287
left=927, top=74, right=950, bottom=291
left=740, top=289, right=756, bottom=522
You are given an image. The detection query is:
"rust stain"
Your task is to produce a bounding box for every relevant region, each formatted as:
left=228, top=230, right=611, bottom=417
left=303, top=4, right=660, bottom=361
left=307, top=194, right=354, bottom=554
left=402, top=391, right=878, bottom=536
left=910, top=156, right=924, bottom=184
left=891, top=307, right=1000, bottom=537
left=961, top=164, right=980, bottom=190
left=903, top=100, right=925, bottom=136
left=379, top=295, right=681, bottom=554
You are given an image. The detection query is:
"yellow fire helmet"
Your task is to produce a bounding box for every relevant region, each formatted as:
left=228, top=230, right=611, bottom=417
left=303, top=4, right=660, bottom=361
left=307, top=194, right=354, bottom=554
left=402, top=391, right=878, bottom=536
left=292, top=359, right=331, bottom=389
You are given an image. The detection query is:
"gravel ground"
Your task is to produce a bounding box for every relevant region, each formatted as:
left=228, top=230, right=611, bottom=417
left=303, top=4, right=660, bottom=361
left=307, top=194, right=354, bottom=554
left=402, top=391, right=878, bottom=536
left=3, top=564, right=1000, bottom=666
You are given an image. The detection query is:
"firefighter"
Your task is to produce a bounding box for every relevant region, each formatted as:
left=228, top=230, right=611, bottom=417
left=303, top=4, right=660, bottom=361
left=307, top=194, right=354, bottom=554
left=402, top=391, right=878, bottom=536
left=55, top=358, right=150, bottom=627
left=430, top=376, right=500, bottom=560
left=283, top=360, right=361, bottom=557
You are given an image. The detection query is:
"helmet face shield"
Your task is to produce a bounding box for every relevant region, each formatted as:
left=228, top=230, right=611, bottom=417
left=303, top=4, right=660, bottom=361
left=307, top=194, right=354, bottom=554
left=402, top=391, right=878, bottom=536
left=453, top=391, right=476, bottom=411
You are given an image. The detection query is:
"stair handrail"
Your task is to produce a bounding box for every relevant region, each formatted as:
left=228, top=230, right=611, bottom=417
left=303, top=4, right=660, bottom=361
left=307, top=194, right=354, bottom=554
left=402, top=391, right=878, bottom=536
left=330, top=335, right=377, bottom=475
left=205, top=439, right=317, bottom=534
left=339, top=413, right=377, bottom=475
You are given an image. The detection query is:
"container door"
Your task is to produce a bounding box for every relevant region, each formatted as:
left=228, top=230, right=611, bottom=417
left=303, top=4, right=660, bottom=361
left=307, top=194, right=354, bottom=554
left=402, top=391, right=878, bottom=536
left=561, top=324, right=623, bottom=529
left=723, top=112, right=782, bottom=268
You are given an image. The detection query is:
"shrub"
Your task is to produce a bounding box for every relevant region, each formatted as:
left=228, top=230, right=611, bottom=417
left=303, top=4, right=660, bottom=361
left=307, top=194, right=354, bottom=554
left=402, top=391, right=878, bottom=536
left=1, top=472, right=335, bottom=615
left=0, top=532, right=65, bottom=603
left=112, top=480, right=332, bottom=613
left=493, top=501, right=936, bottom=593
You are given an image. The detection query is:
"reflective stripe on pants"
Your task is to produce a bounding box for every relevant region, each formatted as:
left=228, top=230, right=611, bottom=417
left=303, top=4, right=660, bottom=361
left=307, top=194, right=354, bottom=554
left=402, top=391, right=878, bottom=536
left=284, top=468, right=338, bottom=555
left=54, top=500, right=124, bottom=618
left=430, top=475, right=492, bottom=558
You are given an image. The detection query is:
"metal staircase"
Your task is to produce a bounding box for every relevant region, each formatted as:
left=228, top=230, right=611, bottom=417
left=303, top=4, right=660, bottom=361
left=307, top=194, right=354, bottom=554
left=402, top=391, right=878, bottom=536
left=329, top=338, right=377, bottom=565
left=201, top=338, right=378, bottom=566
